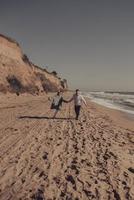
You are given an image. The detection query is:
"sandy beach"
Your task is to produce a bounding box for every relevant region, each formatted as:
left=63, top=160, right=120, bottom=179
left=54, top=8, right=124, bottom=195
left=0, top=92, right=134, bottom=200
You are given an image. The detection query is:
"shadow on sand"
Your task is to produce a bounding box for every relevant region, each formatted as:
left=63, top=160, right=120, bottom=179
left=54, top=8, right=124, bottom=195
left=18, top=116, right=74, bottom=120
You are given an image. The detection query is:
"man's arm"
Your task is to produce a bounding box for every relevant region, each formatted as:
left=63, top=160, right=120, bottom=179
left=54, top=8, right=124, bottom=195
left=81, top=96, right=87, bottom=106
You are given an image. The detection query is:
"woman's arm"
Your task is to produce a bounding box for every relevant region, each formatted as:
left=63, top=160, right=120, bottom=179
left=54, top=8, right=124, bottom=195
left=62, top=99, right=68, bottom=103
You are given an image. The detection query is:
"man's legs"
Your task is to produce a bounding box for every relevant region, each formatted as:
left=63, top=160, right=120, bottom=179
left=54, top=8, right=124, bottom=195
left=75, top=105, right=81, bottom=120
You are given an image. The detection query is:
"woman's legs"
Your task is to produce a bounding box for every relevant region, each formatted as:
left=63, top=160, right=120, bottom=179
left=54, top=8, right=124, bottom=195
left=53, top=109, right=59, bottom=118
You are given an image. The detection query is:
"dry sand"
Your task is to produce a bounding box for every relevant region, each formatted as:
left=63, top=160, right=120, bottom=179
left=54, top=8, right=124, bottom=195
left=0, top=93, right=134, bottom=200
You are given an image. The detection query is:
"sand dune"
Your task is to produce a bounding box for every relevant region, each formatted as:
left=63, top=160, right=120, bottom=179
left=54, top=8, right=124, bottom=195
left=0, top=93, right=134, bottom=200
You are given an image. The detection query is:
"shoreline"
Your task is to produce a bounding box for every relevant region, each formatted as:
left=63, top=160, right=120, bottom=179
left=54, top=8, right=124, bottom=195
left=87, top=99, right=134, bottom=131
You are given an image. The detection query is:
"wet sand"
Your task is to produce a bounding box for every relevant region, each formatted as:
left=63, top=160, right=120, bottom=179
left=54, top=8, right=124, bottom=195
left=0, top=93, right=134, bottom=200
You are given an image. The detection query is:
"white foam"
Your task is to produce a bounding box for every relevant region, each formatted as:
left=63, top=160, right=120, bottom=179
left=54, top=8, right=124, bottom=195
left=124, top=99, right=134, bottom=104
left=84, top=92, right=134, bottom=115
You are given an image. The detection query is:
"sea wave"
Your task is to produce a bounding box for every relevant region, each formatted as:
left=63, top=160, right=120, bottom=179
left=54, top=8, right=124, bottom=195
left=83, top=91, right=134, bottom=115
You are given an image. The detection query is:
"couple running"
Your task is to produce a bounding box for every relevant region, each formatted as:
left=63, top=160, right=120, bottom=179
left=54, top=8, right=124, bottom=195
left=51, top=89, right=87, bottom=120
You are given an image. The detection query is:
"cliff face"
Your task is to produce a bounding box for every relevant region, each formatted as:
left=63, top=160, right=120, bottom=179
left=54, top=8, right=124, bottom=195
left=0, top=34, right=67, bottom=94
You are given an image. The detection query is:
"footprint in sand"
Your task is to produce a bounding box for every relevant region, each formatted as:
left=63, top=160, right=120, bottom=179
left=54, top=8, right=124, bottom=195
left=72, top=157, right=78, bottom=164
left=31, top=187, right=45, bottom=200
left=60, top=191, right=66, bottom=198
left=53, top=176, right=60, bottom=185
left=66, top=175, right=75, bottom=185
left=42, top=152, right=48, bottom=160
left=39, top=171, right=48, bottom=180
left=128, top=167, right=134, bottom=173
left=33, top=167, right=39, bottom=174
left=70, top=164, right=79, bottom=175
left=113, top=189, right=121, bottom=200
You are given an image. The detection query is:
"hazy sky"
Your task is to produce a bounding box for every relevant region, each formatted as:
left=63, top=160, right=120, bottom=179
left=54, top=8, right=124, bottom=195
left=0, top=0, right=134, bottom=91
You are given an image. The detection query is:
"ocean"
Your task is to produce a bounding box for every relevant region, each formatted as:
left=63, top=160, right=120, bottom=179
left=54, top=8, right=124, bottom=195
left=84, top=91, right=134, bottom=115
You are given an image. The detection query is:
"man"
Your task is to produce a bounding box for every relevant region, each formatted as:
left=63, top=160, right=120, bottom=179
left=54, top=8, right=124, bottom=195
left=68, top=89, right=87, bottom=120
left=50, top=91, right=67, bottom=118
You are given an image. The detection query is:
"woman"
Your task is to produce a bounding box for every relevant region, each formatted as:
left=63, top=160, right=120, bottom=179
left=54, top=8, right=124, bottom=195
left=51, top=91, right=67, bottom=118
